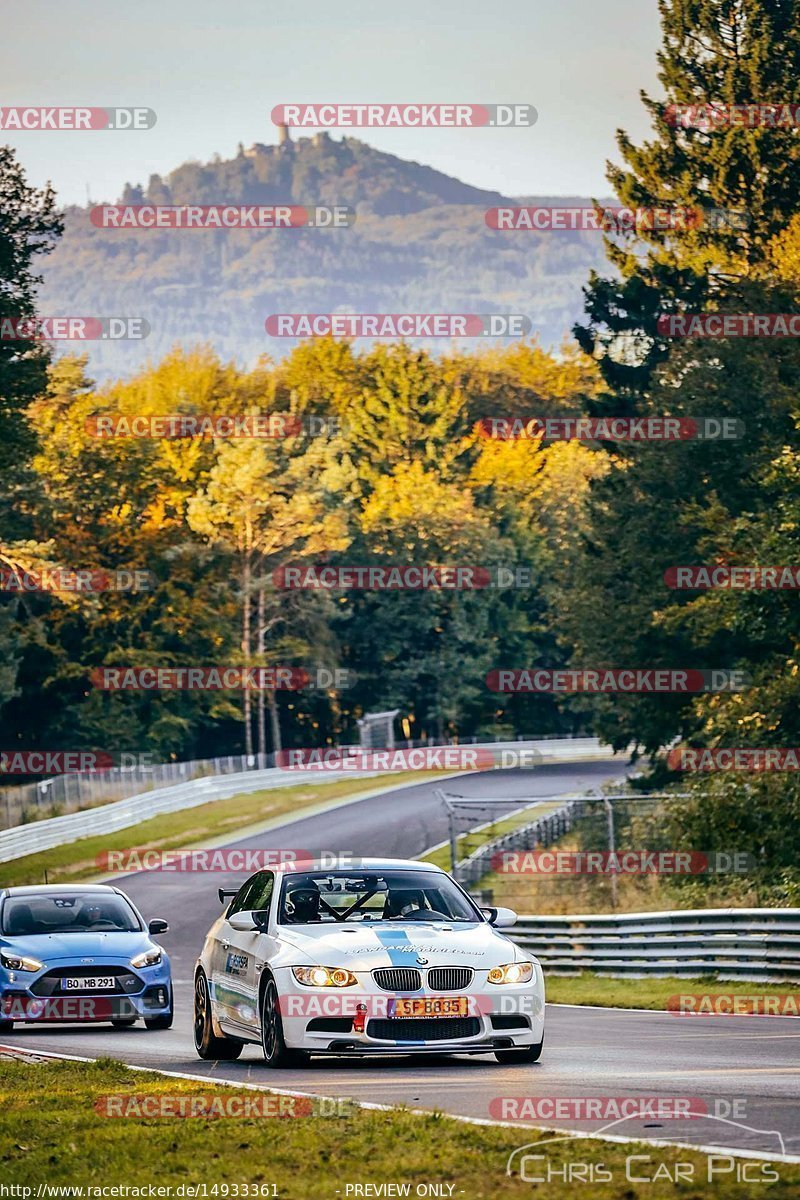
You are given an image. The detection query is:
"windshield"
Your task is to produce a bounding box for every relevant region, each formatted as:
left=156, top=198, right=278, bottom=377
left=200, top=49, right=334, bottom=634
left=1, top=893, right=141, bottom=936
left=277, top=869, right=482, bottom=925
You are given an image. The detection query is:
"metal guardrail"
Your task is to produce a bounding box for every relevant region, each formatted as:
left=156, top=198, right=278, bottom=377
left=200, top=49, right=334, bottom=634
left=0, top=753, right=272, bottom=831
left=0, top=732, right=596, bottom=830
left=456, top=799, right=584, bottom=887
left=0, top=767, right=339, bottom=865
left=509, top=908, right=800, bottom=981
left=0, top=737, right=617, bottom=864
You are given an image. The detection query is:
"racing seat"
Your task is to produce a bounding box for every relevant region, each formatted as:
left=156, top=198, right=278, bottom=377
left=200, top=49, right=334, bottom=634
left=4, top=903, right=38, bottom=936
left=284, top=886, right=321, bottom=924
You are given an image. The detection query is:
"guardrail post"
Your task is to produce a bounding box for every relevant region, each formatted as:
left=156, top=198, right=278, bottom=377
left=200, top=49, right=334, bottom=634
left=604, top=796, right=618, bottom=909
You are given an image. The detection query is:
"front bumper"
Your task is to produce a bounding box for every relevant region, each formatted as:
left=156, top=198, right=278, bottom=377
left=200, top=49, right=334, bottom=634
left=0, top=958, right=172, bottom=1024
left=273, top=965, right=545, bottom=1055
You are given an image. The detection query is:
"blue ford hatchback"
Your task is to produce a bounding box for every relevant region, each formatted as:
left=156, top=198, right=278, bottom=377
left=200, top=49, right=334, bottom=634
left=0, top=884, right=172, bottom=1032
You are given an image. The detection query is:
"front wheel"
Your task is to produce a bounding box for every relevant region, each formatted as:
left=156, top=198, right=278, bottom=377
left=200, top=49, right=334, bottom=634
left=260, top=977, right=308, bottom=1068
left=0, top=1019, right=13, bottom=1036
left=494, top=1039, right=543, bottom=1064
left=194, top=972, right=243, bottom=1060
left=111, top=1017, right=137, bottom=1029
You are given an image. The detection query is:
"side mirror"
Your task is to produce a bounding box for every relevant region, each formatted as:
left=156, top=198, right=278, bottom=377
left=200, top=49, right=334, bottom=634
left=481, top=906, right=517, bottom=928
left=148, top=918, right=169, bottom=934
left=229, top=911, right=269, bottom=932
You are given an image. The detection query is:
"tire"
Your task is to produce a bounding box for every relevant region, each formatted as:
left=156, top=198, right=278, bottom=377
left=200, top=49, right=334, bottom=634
left=194, top=971, right=243, bottom=1060
left=260, top=976, right=308, bottom=1068
left=494, top=1039, right=543, bottom=1064
left=111, top=1018, right=137, bottom=1029
left=0, top=1019, right=13, bottom=1036
left=145, top=986, right=174, bottom=1031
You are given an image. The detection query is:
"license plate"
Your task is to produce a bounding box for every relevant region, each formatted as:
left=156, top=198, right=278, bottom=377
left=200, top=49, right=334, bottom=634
left=61, top=976, right=116, bottom=991
left=391, top=997, right=469, bottom=1018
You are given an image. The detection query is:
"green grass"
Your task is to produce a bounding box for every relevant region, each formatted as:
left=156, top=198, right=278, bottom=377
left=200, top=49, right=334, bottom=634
left=0, top=773, right=436, bottom=888
left=0, top=1057, right=796, bottom=1198
left=422, top=801, right=564, bottom=871
left=545, top=973, right=800, bottom=1012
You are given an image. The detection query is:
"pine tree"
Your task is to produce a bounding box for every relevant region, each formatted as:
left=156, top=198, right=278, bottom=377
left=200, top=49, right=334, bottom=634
left=0, top=147, right=61, bottom=712
left=576, top=0, right=800, bottom=399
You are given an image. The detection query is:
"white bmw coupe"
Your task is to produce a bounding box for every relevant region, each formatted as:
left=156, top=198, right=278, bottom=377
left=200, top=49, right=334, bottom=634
left=194, top=857, right=544, bottom=1066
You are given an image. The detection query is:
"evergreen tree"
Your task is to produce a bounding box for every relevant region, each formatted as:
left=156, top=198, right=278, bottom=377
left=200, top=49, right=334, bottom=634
left=0, top=147, right=62, bottom=712
left=576, top=0, right=800, bottom=400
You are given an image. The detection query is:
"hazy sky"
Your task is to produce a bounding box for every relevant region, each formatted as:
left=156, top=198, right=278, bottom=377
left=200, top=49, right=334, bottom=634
left=4, top=0, right=662, bottom=206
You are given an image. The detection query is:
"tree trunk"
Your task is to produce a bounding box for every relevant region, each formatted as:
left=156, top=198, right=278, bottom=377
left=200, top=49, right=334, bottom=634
left=242, top=551, right=253, bottom=758
left=257, top=584, right=266, bottom=761
left=268, top=690, right=283, bottom=755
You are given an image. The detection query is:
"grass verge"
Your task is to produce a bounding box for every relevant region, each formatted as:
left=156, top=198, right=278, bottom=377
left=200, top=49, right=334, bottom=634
left=0, top=1057, right=796, bottom=1198
left=0, top=773, right=435, bottom=889
left=545, top=973, right=800, bottom=1012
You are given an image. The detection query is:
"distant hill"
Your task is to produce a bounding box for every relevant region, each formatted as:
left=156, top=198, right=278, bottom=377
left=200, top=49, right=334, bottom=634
left=39, top=133, right=613, bottom=379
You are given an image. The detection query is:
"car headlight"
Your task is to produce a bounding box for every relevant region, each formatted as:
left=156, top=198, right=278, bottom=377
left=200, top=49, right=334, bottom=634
left=0, top=951, right=44, bottom=973
left=292, top=966, right=358, bottom=987
left=130, top=947, right=162, bottom=968
left=487, top=961, right=534, bottom=985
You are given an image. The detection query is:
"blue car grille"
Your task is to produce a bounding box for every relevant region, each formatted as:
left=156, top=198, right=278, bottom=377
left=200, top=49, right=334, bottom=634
left=30, top=967, right=143, bottom=996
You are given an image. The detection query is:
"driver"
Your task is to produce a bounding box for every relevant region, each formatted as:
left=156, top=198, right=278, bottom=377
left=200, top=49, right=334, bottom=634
left=76, top=902, right=106, bottom=928
left=384, top=888, right=426, bottom=919
left=284, top=881, right=321, bottom=924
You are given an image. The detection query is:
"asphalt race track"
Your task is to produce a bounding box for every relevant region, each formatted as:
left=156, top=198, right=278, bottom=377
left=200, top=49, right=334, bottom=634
left=7, top=760, right=800, bottom=1160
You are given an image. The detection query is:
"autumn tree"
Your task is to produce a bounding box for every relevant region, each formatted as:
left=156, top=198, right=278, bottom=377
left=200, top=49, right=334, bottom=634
left=187, top=437, right=348, bottom=755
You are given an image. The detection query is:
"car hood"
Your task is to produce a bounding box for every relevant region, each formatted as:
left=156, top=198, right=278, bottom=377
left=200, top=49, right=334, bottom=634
left=277, top=921, right=520, bottom=971
left=1, top=932, right=154, bottom=963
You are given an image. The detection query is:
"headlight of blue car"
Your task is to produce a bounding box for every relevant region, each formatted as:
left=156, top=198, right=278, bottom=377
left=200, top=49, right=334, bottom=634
left=130, top=947, right=162, bottom=968
left=0, top=951, right=44, bottom=972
